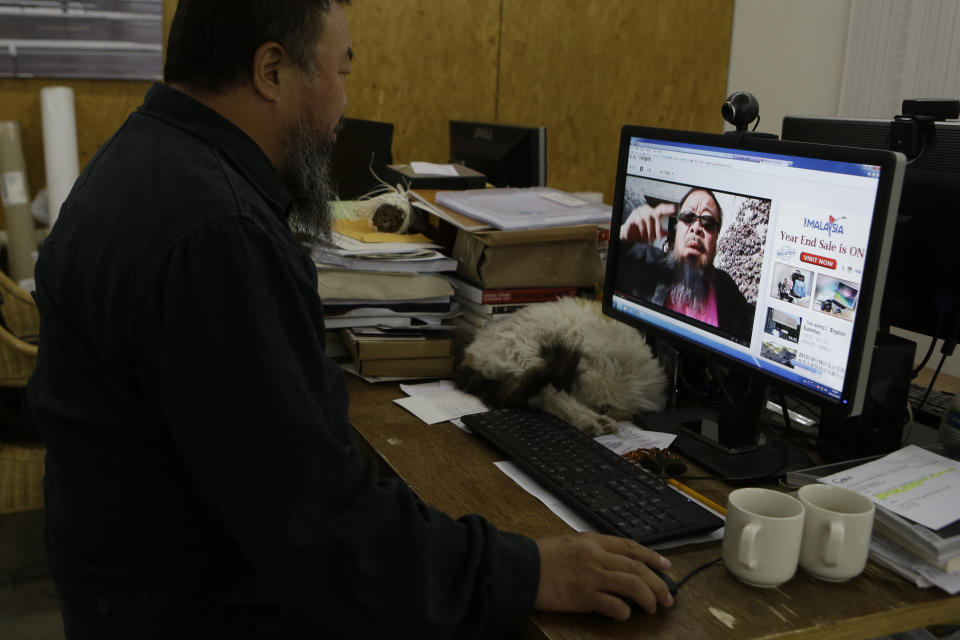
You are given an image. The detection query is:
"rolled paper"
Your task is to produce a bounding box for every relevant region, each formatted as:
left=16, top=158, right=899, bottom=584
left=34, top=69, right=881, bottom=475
left=41, top=86, right=80, bottom=228
left=0, top=121, right=38, bottom=283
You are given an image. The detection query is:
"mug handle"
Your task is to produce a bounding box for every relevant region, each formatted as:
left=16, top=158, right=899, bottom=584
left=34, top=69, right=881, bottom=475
left=824, top=521, right=844, bottom=567
left=739, top=522, right=761, bottom=570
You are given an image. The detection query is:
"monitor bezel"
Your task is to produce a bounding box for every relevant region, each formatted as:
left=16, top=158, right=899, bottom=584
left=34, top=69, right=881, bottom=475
left=602, top=125, right=905, bottom=417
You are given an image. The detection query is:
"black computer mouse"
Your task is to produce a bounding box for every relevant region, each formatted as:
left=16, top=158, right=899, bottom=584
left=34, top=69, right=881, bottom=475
left=654, top=568, right=680, bottom=596
left=626, top=568, right=680, bottom=613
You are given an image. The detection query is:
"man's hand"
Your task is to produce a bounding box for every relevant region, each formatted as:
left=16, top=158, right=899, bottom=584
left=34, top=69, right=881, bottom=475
left=620, top=203, right=676, bottom=244
left=534, top=533, right=675, bottom=621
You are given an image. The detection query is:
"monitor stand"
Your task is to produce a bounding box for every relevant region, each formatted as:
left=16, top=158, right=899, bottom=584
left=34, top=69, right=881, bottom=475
left=636, top=372, right=813, bottom=482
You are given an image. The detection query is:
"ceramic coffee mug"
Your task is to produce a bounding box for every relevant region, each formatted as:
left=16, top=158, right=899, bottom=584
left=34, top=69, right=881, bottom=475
left=723, top=487, right=806, bottom=588
left=798, top=484, right=875, bottom=582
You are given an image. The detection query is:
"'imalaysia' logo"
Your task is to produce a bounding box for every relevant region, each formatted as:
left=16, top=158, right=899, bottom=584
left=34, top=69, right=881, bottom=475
left=803, top=215, right=846, bottom=237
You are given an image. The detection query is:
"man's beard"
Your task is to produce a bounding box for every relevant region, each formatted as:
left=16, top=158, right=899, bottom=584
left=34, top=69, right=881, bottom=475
left=667, top=254, right=713, bottom=312
left=281, top=114, right=343, bottom=248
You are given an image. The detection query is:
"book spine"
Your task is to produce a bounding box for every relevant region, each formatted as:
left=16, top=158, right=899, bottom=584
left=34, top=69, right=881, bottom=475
left=479, top=288, right=578, bottom=304
left=447, top=277, right=586, bottom=305
left=456, top=297, right=528, bottom=315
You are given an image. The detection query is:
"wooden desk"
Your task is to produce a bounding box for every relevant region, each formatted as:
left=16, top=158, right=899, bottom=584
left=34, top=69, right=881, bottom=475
left=345, top=375, right=960, bottom=640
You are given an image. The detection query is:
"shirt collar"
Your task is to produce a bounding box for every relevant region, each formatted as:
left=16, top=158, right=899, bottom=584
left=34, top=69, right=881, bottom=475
left=137, top=82, right=293, bottom=219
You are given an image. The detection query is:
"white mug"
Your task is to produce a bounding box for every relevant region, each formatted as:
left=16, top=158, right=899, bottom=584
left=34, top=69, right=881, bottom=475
left=798, top=484, right=875, bottom=582
left=723, top=487, right=806, bottom=588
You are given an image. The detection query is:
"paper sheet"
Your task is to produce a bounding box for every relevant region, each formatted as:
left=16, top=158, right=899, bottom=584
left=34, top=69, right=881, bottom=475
left=399, top=381, right=457, bottom=397
left=493, top=461, right=724, bottom=550
left=870, top=533, right=960, bottom=594
left=393, top=390, right=488, bottom=425
left=410, top=162, right=459, bottom=176
left=594, top=422, right=677, bottom=454
left=820, top=445, right=960, bottom=530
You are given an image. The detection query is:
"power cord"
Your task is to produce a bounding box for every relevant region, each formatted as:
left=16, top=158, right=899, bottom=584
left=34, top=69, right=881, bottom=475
left=670, top=558, right=724, bottom=594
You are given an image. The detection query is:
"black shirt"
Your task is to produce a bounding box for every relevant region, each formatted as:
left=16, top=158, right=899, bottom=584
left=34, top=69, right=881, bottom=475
left=27, top=83, right=539, bottom=638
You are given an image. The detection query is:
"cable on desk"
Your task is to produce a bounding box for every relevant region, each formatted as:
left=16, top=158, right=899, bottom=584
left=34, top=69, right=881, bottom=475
left=672, top=558, right=724, bottom=593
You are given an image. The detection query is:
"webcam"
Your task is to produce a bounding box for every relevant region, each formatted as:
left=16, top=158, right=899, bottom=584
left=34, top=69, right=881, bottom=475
left=722, top=91, right=760, bottom=131
left=721, top=91, right=777, bottom=139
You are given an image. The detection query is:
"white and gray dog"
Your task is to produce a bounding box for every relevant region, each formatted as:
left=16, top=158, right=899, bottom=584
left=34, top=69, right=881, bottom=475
left=455, top=297, right=667, bottom=435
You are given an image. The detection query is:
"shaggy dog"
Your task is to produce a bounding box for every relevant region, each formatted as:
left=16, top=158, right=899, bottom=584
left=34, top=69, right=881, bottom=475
left=454, top=297, right=667, bottom=435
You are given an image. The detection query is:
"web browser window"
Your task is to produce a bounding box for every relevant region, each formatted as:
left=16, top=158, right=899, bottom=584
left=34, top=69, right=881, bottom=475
left=610, top=136, right=884, bottom=401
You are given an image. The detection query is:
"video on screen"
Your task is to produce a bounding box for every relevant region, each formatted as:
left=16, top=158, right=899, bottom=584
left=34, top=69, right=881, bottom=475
left=614, top=176, right=770, bottom=346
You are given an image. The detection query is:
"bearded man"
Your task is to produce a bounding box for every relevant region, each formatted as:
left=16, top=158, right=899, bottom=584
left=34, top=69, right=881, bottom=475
left=617, top=187, right=755, bottom=343
left=27, top=1, right=675, bottom=637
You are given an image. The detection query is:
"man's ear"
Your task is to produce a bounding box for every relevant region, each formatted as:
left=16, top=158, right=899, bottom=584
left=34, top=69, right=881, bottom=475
left=251, top=41, right=287, bottom=102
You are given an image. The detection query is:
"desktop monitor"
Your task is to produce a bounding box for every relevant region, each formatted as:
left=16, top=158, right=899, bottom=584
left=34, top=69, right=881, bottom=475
left=602, top=126, right=905, bottom=479
left=330, top=117, right=394, bottom=200
left=782, top=115, right=960, bottom=343
left=448, top=120, right=546, bottom=188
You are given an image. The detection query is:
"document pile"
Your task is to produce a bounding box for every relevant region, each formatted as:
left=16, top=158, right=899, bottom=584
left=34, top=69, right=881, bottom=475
left=815, top=444, right=960, bottom=594
left=407, top=192, right=604, bottom=352
left=435, top=187, right=611, bottom=231
left=446, top=275, right=594, bottom=347
left=313, top=204, right=460, bottom=371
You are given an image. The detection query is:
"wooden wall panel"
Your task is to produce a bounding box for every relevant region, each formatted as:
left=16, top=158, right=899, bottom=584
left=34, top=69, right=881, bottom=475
left=343, top=1, right=500, bottom=168
left=0, top=0, right=732, bottom=228
left=498, top=0, right=734, bottom=202
left=0, top=79, right=151, bottom=228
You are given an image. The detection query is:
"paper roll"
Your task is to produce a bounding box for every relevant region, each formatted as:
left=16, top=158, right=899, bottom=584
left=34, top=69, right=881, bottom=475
left=41, top=86, right=80, bottom=228
left=0, top=121, right=38, bottom=283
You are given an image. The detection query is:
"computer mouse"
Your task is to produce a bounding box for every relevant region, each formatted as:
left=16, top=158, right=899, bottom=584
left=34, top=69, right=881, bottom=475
left=654, top=568, right=680, bottom=596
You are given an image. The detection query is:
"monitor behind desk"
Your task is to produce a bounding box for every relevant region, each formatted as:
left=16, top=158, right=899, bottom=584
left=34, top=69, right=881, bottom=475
left=331, top=117, right=394, bottom=200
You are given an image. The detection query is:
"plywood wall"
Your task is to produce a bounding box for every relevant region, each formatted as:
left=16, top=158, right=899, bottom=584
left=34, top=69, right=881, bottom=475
left=498, top=0, right=734, bottom=199
left=0, top=0, right=732, bottom=228
left=0, top=79, right=151, bottom=227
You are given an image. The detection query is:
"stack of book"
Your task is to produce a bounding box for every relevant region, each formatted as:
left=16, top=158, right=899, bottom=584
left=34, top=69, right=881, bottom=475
left=314, top=204, right=461, bottom=371
left=447, top=275, right=594, bottom=349
left=871, top=502, right=960, bottom=575
left=341, top=328, right=454, bottom=378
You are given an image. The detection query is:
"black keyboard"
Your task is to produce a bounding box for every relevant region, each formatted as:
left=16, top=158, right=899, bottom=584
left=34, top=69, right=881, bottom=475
left=909, top=383, right=954, bottom=426
left=462, top=408, right=724, bottom=545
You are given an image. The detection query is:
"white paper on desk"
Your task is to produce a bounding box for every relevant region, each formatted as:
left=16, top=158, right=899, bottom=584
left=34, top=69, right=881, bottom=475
left=393, top=390, right=488, bottom=425
left=399, top=381, right=457, bottom=397
left=594, top=422, right=677, bottom=455
left=493, top=462, right=724, bottom=551
left=410, top=162, right=460, bottom=176
left=819, top=445, right=960, bottom=530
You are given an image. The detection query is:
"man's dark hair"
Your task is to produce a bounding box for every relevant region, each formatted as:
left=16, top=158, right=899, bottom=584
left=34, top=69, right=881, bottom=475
left=164, top=0, right=351, bottom=93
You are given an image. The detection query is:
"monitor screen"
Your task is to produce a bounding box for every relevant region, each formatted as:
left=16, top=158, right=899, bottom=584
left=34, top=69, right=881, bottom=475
left=330, top=117, right=394, bottom=200
left=449, top=120, right=546, bottom=188
left=781, top=115, right=960, bottom=343
left=602, top=127, right=904, bottom=478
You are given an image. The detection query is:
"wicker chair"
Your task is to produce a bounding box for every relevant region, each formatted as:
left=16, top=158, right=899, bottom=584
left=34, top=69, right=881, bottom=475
left=0, top=270, right=44, bottom=514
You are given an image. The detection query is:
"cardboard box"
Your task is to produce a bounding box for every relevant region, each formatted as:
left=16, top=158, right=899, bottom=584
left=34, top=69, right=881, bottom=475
left=341, top=330, right=453, bottom=362
left=383, top=164, right=487, bottom=190
left=356, top=356, right=455, bottom=378
left=452, top=225, right=603, bottom=288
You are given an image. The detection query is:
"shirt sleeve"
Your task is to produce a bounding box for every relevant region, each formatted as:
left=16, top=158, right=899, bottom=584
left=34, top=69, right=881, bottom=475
left=133, top=214, right=540, bottom=638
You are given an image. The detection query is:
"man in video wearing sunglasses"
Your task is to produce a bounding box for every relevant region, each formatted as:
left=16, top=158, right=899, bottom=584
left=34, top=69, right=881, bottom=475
left=617, top=187, right=755, bottom=344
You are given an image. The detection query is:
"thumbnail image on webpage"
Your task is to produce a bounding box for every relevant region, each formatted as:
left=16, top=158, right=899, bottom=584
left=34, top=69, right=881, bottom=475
left=613, top=176, right=770, bottom=347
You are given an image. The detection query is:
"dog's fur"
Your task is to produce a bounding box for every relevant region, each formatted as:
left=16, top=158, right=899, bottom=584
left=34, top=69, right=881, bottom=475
left=454, top=297, right=667, bottom=435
